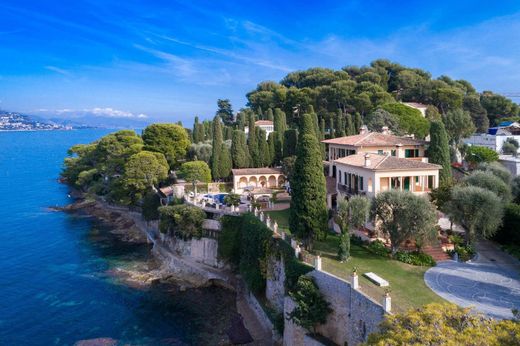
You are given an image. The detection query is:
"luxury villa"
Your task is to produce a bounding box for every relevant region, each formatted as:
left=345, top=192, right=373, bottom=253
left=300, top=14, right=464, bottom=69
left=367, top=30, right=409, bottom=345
left=322, top=128, right=440, bottom=206
left=231, top=167, right=286, bottom=194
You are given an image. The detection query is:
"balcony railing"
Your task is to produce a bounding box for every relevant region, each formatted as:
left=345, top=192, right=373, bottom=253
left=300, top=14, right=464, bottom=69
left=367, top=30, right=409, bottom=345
left=337, top=184, right=366, bottom=196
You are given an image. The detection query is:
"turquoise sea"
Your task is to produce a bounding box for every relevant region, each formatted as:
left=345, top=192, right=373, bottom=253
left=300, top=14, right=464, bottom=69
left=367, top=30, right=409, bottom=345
left=0, top=130, right=235, bottom=346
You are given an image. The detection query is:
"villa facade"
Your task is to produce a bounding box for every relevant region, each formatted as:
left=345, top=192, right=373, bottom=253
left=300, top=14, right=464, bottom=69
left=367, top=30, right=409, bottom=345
left=333, top=153, right=440, bottom=199
left=244, top=120, right=274, bottom=139
left=322, top=127, right=429, bottom=178
left=231, top=167, right=285, bottom=194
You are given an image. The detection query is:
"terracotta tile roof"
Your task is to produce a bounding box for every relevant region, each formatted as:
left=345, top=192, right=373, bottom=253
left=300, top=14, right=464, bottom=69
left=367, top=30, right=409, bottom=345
left=255, top=120, right=273, bottom=126
left=322, top=132, right=426, bottom=147
left=334, top=153, right=440, bottom=171
left=231, top=167, right=283, bottom=175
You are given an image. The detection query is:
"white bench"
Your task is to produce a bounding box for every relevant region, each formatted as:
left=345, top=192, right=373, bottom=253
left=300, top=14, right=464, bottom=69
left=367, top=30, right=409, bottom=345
left=363, top=272, right=389, bottom=287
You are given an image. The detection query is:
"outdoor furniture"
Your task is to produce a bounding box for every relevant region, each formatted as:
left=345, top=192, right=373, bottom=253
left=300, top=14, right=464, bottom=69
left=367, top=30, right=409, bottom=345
left=363, top=272, right=389, bottom=287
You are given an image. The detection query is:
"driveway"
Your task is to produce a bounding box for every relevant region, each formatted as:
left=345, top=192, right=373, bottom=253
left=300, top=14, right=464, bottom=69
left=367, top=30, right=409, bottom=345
left=424, top=240, right=520, bottom=319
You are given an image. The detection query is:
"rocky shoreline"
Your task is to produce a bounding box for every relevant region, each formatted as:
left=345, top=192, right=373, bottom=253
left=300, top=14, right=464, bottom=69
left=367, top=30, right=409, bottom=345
left=52, top=191, right=273, bottom=345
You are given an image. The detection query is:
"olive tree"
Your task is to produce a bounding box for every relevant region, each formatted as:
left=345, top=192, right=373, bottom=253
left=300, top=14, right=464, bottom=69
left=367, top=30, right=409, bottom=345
left=445, top=186, right=504, bottom=244
left=373, top=190, right=437, bottom=255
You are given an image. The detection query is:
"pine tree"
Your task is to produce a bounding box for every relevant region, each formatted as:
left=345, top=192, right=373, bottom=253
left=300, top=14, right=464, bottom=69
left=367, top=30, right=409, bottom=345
left=428, top=121, right=452, bottom=184
left=231, top=130, right=250, bottom=168
left=289, top=133, right=328, bottom=248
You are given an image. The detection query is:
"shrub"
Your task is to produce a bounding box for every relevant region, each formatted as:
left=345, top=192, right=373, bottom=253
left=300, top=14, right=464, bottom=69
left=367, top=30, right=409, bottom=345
left=465, top=145, right=499, bottom=164
left=448, top=244, right=476, bottom=262
left=158, top=204, right=205, bottom=239
left=218, top=215, right=243, bottom=265
left=288, top=276, right=332, bottom=333
left=395, top=251, right=436, bottom=266
left=366, top=240, right=390, bottom=257
left=239, top=214, right=273, bottom=293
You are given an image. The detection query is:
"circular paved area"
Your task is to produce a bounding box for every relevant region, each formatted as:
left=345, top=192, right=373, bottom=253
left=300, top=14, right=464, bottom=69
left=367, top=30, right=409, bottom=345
left=425, top=254, right=520, bottom=319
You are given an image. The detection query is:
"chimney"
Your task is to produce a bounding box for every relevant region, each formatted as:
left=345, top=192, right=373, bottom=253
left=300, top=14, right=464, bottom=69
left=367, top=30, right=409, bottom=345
left=381, top=126, right=390, bottom=135
left=364, top=154, right=371, bottom=167
left=359, top=125, right=369, bottom=135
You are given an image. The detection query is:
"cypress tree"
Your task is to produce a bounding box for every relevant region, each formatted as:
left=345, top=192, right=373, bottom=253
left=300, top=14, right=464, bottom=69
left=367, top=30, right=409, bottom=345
left=335, top=110, right=346, bottom=137
left=283, top=129, right=299, bottom=157
left=266, top=108, right=274, bottom=121
left=210, top=116, right=224, bottom=179
left=301, top=113, right=316, bottom=137
left=273, top=108, right=287, bottom=134
left=428, top=121, right=452, bottom=184
left=193, top=117, right=200, bottom=143
left=257, top=128, right=270, bottom=167
left=231, top=130, right=250, bottom=168
left=289, top=133, right=328, bottom=248
left=274, top=108, right=287, bottom=163
left=267, top=132, right=276, bottom=166
left=354, top=112, right=363, bottom=134
left=220, top=143, right=232, bottom=178
left=257, top=106, right=264, bottom=120
left=346, top=113, right=355, bottom=135
left=329, top=117, right=335, bottom=139
left=248, top=113, right=260, bottom=167
left=223, top=126, right=233, bottom=141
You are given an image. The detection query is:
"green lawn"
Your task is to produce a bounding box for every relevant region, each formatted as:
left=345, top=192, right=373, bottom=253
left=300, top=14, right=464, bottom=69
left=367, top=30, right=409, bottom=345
left=313, top=235, right=445, bottom=313
left=265, top=208, right=291, bottom=234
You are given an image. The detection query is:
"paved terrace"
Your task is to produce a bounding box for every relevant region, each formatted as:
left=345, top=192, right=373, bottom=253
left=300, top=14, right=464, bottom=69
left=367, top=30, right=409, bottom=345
left=425, top=240, right=520, bottom=319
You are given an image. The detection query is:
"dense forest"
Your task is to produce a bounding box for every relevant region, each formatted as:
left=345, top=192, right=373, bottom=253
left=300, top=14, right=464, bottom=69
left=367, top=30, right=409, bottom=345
left=63, top=59, right=520, bottom=206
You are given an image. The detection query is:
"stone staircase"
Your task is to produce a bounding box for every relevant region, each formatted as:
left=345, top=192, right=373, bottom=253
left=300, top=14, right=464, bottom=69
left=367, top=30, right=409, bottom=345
left=423, top=244, right=451, bottom=262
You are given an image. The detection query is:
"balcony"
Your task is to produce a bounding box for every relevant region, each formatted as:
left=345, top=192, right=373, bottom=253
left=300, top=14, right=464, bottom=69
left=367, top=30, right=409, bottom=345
left=337, top=184, right=365, bottom=196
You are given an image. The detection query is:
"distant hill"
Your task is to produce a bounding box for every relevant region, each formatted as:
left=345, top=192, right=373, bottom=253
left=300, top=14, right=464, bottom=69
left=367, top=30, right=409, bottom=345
left=0, top=111, right=68, bottom=131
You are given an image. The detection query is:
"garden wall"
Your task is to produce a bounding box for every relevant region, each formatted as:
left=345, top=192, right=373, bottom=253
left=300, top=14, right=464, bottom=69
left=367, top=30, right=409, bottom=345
left=279, top=267, right=386, bottom=346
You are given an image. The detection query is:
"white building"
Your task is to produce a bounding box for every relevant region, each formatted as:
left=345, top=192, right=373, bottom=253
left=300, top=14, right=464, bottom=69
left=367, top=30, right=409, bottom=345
left=464, top=122, right=520, bottom=154
left=244, top=120, right=274, bottom=139
left=333, top=153, right=440, bottom=199
left=499, top=155, right=520, bottom=177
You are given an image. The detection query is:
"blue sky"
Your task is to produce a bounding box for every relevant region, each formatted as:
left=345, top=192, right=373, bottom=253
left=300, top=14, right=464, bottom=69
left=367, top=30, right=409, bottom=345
left=1, top=1, right=520, bottom=124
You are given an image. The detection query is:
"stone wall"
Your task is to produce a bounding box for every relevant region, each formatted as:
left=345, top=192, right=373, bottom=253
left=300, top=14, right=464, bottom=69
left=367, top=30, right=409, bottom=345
left=266, top=256, right=286, bottom=312
left=161, top=235, right=222, bottom=268
left=283, top=296, right=306, bottom=346
left=305, top=270, right=386, bottom=346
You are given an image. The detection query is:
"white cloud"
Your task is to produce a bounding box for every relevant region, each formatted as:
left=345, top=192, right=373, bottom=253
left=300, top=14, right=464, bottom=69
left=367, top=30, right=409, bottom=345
left=35, top=107, right=148, bottom=119
left=44, top=65, right=72, bottom=76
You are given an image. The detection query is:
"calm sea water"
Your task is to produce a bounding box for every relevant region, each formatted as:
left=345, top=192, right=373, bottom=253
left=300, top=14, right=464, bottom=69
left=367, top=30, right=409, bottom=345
left=0, top=130, right=235, bottom=346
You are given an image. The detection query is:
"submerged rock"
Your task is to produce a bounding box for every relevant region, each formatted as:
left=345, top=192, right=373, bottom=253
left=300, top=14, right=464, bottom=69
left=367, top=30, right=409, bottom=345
left=73, top=338, right=118, bottom=346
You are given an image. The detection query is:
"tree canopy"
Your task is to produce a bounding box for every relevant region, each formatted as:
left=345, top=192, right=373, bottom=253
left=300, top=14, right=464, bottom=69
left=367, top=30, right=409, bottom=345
left=142, top=124, right=190, bottom=169
left=446, top=185, right=504, bottom=244
left=428, top=121, right=452, bottom=184
left=178, top=161, right=211, bottom=184
left=364, top=303, right=520, bottom=346
left=373, top=190, right=437, bottom=254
